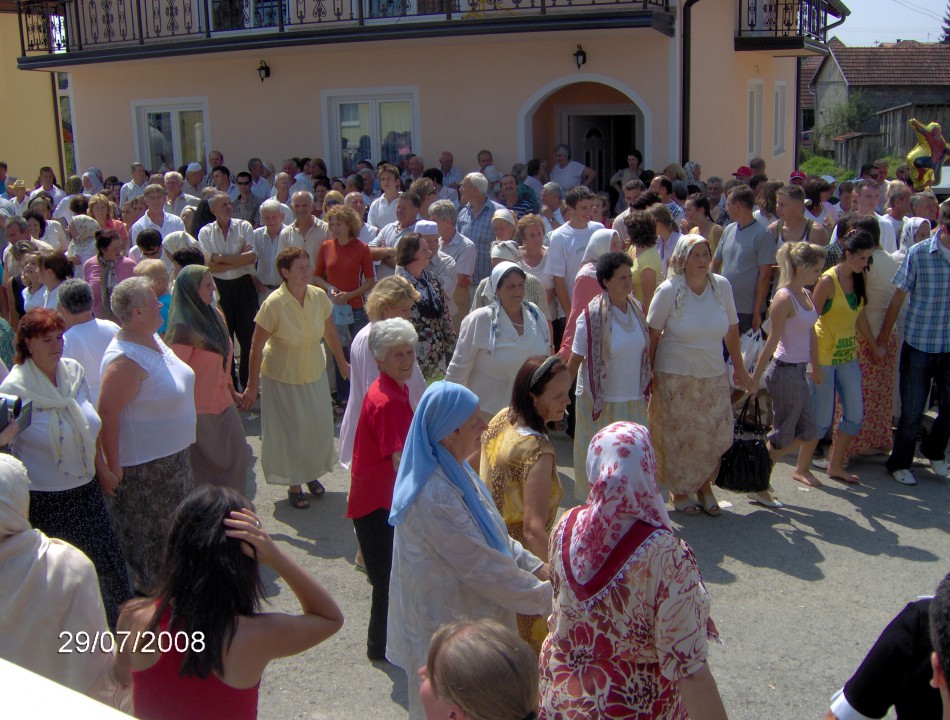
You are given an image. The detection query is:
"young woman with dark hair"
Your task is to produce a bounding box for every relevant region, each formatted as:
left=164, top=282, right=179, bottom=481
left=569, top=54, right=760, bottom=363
left=116, top=484, right=343, bottom=719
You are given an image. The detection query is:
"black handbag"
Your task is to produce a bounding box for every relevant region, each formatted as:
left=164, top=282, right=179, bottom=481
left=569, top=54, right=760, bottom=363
left=715, top=397, right=772, bottom=493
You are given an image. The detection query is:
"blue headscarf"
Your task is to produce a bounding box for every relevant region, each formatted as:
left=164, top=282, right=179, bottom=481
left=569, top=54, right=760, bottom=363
left=389, top=381, right=512, bottom=556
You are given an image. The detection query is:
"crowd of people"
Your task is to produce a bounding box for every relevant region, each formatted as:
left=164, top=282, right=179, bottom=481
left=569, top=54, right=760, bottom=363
left=0, top=146, right=948, bottom=720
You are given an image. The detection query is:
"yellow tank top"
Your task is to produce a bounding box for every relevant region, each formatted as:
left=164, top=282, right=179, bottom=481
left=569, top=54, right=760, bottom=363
left=815, top=267, right=863, bottom=366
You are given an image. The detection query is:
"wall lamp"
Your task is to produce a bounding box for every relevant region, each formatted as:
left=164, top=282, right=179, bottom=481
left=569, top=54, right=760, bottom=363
left=573, top=44, right=587, bottom=70
left=257, top=60, right=271, bottom=82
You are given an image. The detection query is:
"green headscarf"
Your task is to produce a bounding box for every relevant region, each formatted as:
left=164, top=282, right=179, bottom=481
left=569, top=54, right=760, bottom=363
left=163, top=265, right=230, bottom=368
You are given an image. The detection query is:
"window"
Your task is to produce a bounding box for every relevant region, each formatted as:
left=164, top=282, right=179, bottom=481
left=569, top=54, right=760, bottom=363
left=773, top=81, right=787, bottom=155
left=323, top=88, right=419, bottom=176
left=131, top=98, right=210, bottom=173
left=748, top=80, right=764, bottom=160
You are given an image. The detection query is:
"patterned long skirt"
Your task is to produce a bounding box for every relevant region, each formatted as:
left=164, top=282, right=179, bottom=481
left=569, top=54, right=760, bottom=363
left=29, top=479, right=131, bottom=628
left=832, top=330, right=898, bottom=461
left=107, top=447, right=194, bottom=595
left=649, top=372, right=733, bottom=496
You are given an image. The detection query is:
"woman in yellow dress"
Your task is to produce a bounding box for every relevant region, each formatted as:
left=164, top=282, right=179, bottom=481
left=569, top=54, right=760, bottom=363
left=474, top=355, right=571, bottom=653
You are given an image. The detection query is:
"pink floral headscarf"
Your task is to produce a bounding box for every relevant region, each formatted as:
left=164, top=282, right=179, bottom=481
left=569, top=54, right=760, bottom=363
left=568, top=422, right=671, bottom=585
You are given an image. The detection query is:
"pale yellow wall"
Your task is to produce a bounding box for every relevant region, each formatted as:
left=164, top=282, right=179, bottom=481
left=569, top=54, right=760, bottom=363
left=0, top=14, right=60, bottom=181
left=689, top=0, right=799, bottom=180
left=60, top=28, right=675, bottom=180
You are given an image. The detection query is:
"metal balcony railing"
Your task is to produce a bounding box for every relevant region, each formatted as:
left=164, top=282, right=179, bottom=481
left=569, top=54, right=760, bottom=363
left=18, top=0, right=670, bottom=54
left=736, top=0, right=828, bottom=43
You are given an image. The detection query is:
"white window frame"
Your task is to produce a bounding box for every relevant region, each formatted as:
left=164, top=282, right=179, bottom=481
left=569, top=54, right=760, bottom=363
left=773, top=81, right=787, bottom=156
left=748, top=79, right=764, bottom=160
left=131, top=97, right=211, bottom=171
left=321, top=86, right=420, bottom=175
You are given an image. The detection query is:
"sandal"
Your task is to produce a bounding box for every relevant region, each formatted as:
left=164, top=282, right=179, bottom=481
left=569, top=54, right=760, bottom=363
left=673, top=497, right=701, bottom=516
left=307, top=479, right=326, bottom=497
left=696, top=489, right=721, bottom=517
left=287, top=489, right=310, bottom=509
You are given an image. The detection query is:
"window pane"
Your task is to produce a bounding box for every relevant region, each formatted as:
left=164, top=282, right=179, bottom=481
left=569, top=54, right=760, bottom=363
left=379, top=100, right=412, bottom=167
left=146, top=111, right=173, bottom=173
left=177, top=110, right=206, bottom=167
left=339, top=102, right=371, bottom=176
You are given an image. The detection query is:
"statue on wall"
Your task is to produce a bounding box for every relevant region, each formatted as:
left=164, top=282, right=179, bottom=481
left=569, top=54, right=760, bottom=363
left=907, top=119, right=950, bottom=191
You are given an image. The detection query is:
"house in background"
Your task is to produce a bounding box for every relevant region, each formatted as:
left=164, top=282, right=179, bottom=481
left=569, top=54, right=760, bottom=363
left=0, top=1, right=64, bottom=183
left=810, top=39, right=950, bottom=158
left=14, top=0, right=847, bottom=185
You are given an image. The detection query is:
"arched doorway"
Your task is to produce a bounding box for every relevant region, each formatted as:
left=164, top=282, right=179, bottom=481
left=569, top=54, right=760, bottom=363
left=517, top=74, right=652, bottom=192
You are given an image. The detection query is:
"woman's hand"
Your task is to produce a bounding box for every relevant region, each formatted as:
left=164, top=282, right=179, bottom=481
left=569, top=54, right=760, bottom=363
left=239, top=385, right=258, bottom=411
left=533, top=563, right=551, bottom=583
left=224, top=508, right=282, bottom=566
left=338, top=360, right=351, bottom=381
left=0, top=420, right=19, bottom=448
left=97, top=466, right=120, bottom=497
left=734, top=366, right=757, bottom=396
left=871, top=344, right=887, bottom=364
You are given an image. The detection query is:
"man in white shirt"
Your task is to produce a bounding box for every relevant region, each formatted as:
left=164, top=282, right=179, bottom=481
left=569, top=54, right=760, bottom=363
left=119, top=162, right=149, bottom=208
left=163, top=171, right=199, bottom=217
left=370, top=192, right=419, bottom=279
left=129, top=184, right=185, bottom=245
left=850, top=179, right=897, bottom=254
left=439, top=151, right=463, bottom=190
left=344, top=192, right=378, bottom=243
left=247, top=157, right=271, bottom=199
left=59, top=279, right=119, bottom=404
left=182, top=162, right=205, bottom=197
left=540, top=182, right=567, bottom=235
left=367, top=164, right=402, bottom=229
left=547, top=185, right=605, bottom=328
left=30, top=166, right=66, bottom=208
left=549, top=144, right=596, bottom=190
left=277, top=191, right=329, bottom=275
left=882, top=180, right=911, bottom=247
left=431, top=199, right=475, bottom=334
left=8, top=179, right=31, bottom=216
left=197, top=192, right=258, bottom=389
left=251, top=199, right=287, bottom=301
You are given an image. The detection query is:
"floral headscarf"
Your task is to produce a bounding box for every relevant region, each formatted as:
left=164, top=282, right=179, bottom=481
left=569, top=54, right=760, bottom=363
left=568, top=422, right=671, bottom=586
left=667, top=233, right=723, bottom=320
left=899, top=216, right=930, bottom=253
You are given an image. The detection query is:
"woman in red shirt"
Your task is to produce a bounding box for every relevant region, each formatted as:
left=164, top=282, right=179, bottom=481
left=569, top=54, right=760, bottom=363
left=348, top=317, right=418, bottom=661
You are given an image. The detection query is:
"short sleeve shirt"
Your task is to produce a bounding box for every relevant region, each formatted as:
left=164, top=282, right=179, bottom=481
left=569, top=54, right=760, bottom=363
left=892, top=236, right=950, bottom=354
left=254, top=285, right=333, bottom=384
left=314, top=237, right=375, bottom=309
left=713, top=220, right=776, bottom=314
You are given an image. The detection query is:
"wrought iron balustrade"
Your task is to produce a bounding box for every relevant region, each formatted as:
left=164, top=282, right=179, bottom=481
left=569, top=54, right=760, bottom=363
left=18, top=0, right=671, bottom=54
left=736, top=0, right=828, bottom=43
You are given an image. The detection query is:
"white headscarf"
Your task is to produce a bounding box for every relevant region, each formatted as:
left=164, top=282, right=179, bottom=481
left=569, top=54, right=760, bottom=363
left=581, top=228, right=618, bottom=264
left=482, top=262, right=546, bottom=354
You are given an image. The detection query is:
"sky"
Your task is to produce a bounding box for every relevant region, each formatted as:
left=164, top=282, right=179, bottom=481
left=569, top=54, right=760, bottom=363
left=833, top=0, right=947, bottom=45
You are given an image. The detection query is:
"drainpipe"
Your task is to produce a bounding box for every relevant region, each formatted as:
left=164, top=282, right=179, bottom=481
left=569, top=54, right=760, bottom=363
left=794, top=59, right=802, bottom=168
left=681, top=0, right=702, bottom=164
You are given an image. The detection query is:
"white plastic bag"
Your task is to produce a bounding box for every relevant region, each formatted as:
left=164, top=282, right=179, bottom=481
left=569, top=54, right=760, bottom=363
left=728, top=328, right=767, bottom=391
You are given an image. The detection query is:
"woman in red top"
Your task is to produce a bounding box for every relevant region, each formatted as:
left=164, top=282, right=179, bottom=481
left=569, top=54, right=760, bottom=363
left=314, top=204, right=376, bottom=408
left=115, top=485, right=344, bottom=720
left=348, top=317, right=418, bottom=661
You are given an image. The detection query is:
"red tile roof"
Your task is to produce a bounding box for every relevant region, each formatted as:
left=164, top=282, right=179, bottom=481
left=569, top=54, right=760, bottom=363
left=823, top=40, right=950, bottom=87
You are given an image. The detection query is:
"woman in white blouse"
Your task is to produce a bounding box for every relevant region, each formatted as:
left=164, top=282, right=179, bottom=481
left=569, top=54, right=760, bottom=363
left=567, top=252, right=651, bottom=497
left=37, top=251, right=73, bottom=312
left=647, top=235, right=755, bottom=517
left=387, top=381, right=552, bottom=720
left=446, top=262, right=551, bottom=420
left=517, top=214, right=556, bottom=319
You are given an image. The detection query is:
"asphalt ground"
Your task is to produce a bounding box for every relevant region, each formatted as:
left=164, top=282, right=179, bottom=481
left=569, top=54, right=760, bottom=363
left=238, top=408, right=948, bottom=720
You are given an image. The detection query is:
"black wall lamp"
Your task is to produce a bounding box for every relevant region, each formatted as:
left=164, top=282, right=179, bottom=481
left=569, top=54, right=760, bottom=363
left=573, top=44, right=587, bottom=70
left=257, top=60, right=271, bottom=82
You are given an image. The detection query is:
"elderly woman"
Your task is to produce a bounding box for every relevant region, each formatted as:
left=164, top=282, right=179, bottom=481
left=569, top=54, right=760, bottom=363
left=0, top=455, right=128, bottom=709
left=647, top=235, right=755, bottom=516
left=557, top=228, right=621, bottom=360
left=394, top=233, right=456, bottom=383
left=83, top=229, right=136, bottom=322
left=66, top=214, right=100, bottom=267
left=98, top=277, right=197, bottom=593
left=387, top=381, right=553, bottom=720
left=37, top=250, right=73, bottom=311
left=339, top=276, right=427, bottom=470
left=0, top=308, right=130, bottom=627
left=87, top=193, right=129, bottom=247
left=81, top=170, right=103, bottom=196
left=348, top=318, right=418, bottom=661
left=539, top=422, right=726, bottom=720
left=476, top=355, right=570, bottom=652
left=165, top=265, right=249, bottom=494
left=517, top=214, right=556, bottom=318
left=446, top=262, right=550, bottom=419
left=566, top=252, right=651, bottom=495
left=894, top=216, right=931, bottom=262
left=240, top=247, right=349, bottom=509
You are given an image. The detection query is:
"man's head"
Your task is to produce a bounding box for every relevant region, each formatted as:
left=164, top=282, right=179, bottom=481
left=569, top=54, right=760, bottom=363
left=622, top=178, right=645, bottom=208
left=359, top=168, right=376, bottom=193
left=706, top=176, right=723, bottom=206
left=429, top=199, right=458, bottom=240
left=439, top=152, right=454, bottom=173
left=408, top=178, right=437, bottom=215
left=911, top=191, right=939, bottom=223
left=208, top=150, right=224, bottom=169
left=749, top=157, right=766, bottom=175
left=727, top=185, right=756, bottom=219
left=854, top=180, right=881, bottom=214
left=142, top=184, right=167, bottom=213
left=274, top=173, right=292, bottom=198
left=541, top=182, right=563, bottom=210
left=57, top=279, right=95, bottom=325
left=135, top=228, right=164, bottom=259
left=38, top=166, right=56, bottom=189
left=554, top=144, right=571, bottom=168
left=211, top=166, right=231, bottom=192
left=130, top=162, right=147, bottom=184
left=0, top=162, right=7, bottom=181
left=407, top=156, right=424, bottom=179
left=565, top=186, right=595, bottom=226
left=164, top=172, right=183, bottom=197
left=650, top=175, right=673, bottom=202
left=260, top=199, right=285, bottom=232
left=291, top=191, right=315, bottom=222
left=378, top=164, right=401, bottom=194
left=344, top=174, right=363, bottom=195
left=940, top=199, right=950, bottom=233
left=9, top=179, right=28, bottom=201
left=5, top=216, right=29, bottom=244
left=460, top=173, right=488, bottom=206
left=500, top=174, right=519, bottom=201
left=396, top=192, right=421, bottom=228
left=209, top=192, right=233, bottom=224
left=281, top=158, right=300, bottom=176
left=477, top=149, right=493, bottom=171
left=930, top=572, right=950, bottom=713
left=886, top=180, right=911, bottom=218
left=235, top=171, right=252, bottom=198
left=859, top=162, right=880, bottom=183
left=248, top=157, right=264, bottom=180
left=345, top=191, right=367, bottom=219
left=185, top=162, right=204, bottom=188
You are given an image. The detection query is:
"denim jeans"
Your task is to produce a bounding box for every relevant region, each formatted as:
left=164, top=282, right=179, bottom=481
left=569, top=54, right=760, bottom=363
left=333, top=306, right=369, bottom=403
left=811, top=359, right=863, bottom=439
left=886, top=342, right=950, bottom=472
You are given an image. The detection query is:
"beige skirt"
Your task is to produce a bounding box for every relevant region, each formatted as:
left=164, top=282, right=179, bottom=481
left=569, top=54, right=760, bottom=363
left=261, top=373, right=336, bottom=486
left=573, top=390, right=649, bottom=500
left=192, top=404, right=250, bottom=496
left=648, top=372, right=733, bottom=495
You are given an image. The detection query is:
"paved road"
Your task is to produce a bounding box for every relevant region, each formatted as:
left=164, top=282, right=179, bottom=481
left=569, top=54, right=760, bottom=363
left=239, top=410, right=948, bottom=720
